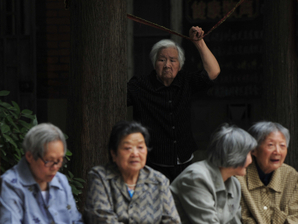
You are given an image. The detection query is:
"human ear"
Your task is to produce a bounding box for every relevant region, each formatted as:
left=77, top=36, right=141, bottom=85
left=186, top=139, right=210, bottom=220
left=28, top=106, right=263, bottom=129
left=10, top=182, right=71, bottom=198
left=25, top=152, right=34, bottom=164
left=110, top=150, right=117, bottom=162
left=251, top=148, right=257, bottom=157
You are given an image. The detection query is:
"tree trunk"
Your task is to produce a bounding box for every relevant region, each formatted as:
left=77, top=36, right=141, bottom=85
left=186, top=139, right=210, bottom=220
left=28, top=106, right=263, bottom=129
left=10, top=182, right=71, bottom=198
left=68, top=0, right=127, bottom=208
left=263, top=0, right=297, bottom=169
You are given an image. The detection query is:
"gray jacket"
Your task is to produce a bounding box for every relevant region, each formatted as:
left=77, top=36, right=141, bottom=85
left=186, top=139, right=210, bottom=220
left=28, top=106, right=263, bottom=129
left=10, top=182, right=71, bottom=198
left=170, top=160, right=241, bottom=224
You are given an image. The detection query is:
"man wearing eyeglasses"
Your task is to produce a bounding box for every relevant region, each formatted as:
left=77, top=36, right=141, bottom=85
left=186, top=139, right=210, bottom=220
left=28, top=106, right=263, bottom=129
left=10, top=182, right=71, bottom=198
left=0, top=123, right=83, bottom=224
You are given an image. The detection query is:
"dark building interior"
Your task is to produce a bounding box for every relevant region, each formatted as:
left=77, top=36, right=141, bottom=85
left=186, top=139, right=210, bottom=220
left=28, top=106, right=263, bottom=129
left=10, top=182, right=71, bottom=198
left=1, top=0, right=296, bottom=161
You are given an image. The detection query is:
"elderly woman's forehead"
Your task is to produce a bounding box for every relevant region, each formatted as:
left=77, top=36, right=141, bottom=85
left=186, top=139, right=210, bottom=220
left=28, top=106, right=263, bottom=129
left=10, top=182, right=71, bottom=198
left=261, top=131, right=286, bottom=142
left=158, top=46, right=178, bottom=53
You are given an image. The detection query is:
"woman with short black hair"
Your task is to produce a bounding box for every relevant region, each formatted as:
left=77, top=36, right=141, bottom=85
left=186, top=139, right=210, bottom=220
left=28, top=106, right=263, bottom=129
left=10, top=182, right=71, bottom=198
left=84, top=120, right=180, bottom=223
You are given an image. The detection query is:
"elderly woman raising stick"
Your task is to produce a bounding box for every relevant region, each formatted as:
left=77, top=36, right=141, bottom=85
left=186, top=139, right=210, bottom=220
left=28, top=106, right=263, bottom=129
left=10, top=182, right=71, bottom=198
left=127, top=26, right=220, bottom=182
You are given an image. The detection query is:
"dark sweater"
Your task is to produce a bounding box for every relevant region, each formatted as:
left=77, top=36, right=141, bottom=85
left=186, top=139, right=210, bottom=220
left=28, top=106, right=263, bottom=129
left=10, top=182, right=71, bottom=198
left=127, top=69, right=214, bottom=166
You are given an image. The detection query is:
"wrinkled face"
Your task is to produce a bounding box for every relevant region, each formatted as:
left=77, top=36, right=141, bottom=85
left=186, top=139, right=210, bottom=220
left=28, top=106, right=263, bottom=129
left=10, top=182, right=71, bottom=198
left=233, top=151, right=253, bottom=176
left=26, top=140, right=64, bottom=190
left=252, top=131, right=287, bottom=174
left=111, top=133, right=148, bottom=177
left=155, top=47, right=181, bottom=86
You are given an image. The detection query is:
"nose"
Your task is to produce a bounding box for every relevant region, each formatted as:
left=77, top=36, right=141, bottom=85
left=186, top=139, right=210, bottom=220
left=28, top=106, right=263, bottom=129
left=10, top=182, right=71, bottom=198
left=164, top=60, right=170, bottom=68
left=51, top=163, right=61, bottom=170
left=131, top=147, right=139, bottom=156
left=275, top=145, right=281, bottom=154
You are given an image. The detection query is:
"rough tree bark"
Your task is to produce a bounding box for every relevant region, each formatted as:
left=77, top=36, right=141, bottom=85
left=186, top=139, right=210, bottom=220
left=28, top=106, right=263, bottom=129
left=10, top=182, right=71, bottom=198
left=67, top=0, right=127, bottom=207
left=263, top=0, right=297, bottom=169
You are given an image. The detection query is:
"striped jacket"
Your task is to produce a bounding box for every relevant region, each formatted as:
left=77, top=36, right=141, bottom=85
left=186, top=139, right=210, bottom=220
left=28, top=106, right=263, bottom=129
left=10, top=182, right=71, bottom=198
left=84, top=163, right=181, bottom=224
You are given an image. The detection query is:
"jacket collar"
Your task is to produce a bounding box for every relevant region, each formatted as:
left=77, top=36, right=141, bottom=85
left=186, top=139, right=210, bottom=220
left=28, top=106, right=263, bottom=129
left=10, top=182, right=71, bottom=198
left=105, top=163, right=159, bottom=200
left=205, top=161, right=235, bottom=198
left=149, top=70, right=182, bottom=91
left=247, top=159, right=282, bottom=192
left=16, top=157, right=63, bottom=190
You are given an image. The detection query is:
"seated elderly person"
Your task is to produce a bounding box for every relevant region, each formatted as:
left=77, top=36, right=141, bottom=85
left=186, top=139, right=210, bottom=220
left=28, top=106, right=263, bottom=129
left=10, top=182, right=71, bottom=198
left=170, top=124, right=257, bottom=224
left=0, top=123, right=83, bottom=224
left=84, top=120, right=180, bottom=223
left=237, top=121, right=298, bottom=223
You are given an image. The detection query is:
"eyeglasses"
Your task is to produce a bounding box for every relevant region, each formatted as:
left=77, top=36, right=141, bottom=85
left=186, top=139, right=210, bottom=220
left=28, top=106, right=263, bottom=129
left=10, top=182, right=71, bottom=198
left=38, top=154, right=67, bottom=168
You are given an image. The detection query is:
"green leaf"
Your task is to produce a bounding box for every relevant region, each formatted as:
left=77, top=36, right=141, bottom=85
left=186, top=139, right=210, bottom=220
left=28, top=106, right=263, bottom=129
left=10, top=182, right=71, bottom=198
left=21, top=109, right=33, bottom=115
left=66, top=150, right=72, bottom=156
left=14, top=153, right=21, bottom=161
left=22, top=114, right=36, bottom=120
left=32, top=116, right=38, bottom=126
left=11, top=132, right=19, bottom=139
left=0, top=90, right=10, bottom=96
left=73, top=177, right=85, bottom=183
left=68, top=170, right=74, bottom=178
left=1, top=148, right=7, bottom=156
left=71, top=185, right=80, bottom=195
left=0, top=102, right=14, bottom=110
left=6, top=116, right=19, bottom=131
left=3, top=134, right=17, bottom=148
left=1, top=124, right=11, bottom=134
left=73, top=181, right=84, bottom=188
left=20, top=127, right=28, bottom=134
left=11, top=133, right=19, bottom=141
left=19, top=133, right=25, bottom=139
left=11, top=101, right=20, bottom=114
left=18, top=120, right=32, bottom=129
left=14, top=147, right=22, bottom=157
left=7, top=110, right=19, bottom=119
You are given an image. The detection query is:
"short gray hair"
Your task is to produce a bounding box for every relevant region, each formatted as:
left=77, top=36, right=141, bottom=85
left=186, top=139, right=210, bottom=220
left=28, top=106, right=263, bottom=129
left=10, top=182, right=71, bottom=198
left=23, top=123, right=67, bottom=160
left=248, top=121, right=290, bottom=147
left=149, top=39, right=185, bottom=69
left=207, top=123, right=257, bottom=168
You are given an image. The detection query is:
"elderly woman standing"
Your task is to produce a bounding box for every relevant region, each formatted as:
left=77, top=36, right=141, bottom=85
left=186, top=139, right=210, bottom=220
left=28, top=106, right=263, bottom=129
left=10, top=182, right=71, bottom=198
left=127, top=26, right=220, bottom=181
left=237, top=121, right=298, bottom=223
left=0, top=123, right=83, bottom=224
left=84, top=120, right=180, bottom=223
left=170, top=124, right=257, bottom=224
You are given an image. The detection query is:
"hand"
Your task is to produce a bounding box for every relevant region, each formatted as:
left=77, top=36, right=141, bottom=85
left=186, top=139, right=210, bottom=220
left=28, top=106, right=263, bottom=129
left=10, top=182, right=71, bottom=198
left=189, top=26, right=204, bottom=42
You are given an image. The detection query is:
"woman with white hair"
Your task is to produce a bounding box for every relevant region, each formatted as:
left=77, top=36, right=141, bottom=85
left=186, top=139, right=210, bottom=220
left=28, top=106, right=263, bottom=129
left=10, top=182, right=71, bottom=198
left=237, top=121, right=298, bottom=223
left=0, top=123, right=83, bottom=224
left=170, top=124, right=257, bottom=223
left=127, top=26, right=220, bottom=181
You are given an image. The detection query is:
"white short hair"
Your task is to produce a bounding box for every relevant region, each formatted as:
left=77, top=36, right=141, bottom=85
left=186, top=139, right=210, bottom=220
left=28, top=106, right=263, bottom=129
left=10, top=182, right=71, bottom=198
left=149, top=39, right=185, bottom=69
